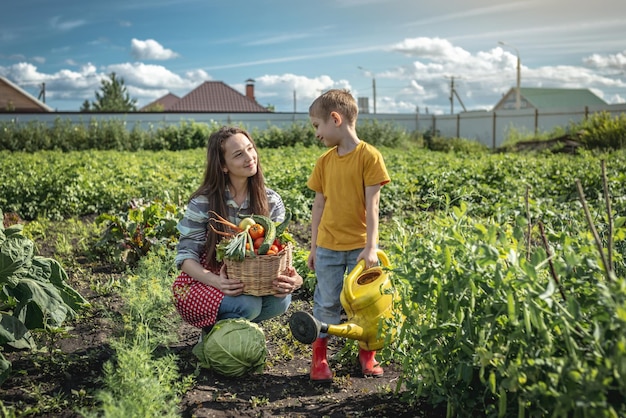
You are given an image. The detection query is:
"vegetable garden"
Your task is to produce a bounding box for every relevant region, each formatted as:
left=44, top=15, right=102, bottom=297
left=1, top=117, right=626, bottom=417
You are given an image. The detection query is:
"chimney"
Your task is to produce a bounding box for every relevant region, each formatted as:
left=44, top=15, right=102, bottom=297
left=245, top=78, right=255, bottom=101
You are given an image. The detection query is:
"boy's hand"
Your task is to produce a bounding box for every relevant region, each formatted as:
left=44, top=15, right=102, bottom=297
left=307, top=249, right=316, bottom=271
left=358, top=247, right=379, bottom=269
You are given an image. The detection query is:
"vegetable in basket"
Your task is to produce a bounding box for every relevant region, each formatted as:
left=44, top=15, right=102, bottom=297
left=213, top=209, right=293, bottom=261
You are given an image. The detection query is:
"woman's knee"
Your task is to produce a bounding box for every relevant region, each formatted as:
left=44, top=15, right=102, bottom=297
left=218, top=295, right=262, bottom=320
left=251, top=295, right=291, bottom=323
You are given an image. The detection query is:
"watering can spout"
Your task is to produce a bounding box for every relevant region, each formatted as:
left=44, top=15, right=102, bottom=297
left=288, top=250, right=400, bottom=351
left=326, top=322, right=365, bottom=341
left=289, top=311, right=366, bottom=343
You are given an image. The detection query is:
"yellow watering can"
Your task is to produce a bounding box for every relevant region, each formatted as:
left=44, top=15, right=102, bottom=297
left=289, top=250, right=400, bottom=351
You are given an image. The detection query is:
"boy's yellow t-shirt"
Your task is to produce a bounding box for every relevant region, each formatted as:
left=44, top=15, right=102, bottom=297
left=307, top=141, right=390, bottom=251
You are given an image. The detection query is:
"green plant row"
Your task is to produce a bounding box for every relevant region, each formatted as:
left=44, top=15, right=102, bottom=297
left=388, top=195, right=626, bottom=417
left=2, top=146, right=625, bottom=223
left=0, top=118, right=408, bottom=152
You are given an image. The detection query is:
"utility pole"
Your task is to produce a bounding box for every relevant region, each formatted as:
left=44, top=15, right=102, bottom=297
left=498, top=41, right=521, bottom=110
left=448, top=77, right=466, bottom=114
left=358, top=66, right=377, bottom=114
left=372, top=77, right=377, bottom=114
left=38, top=82, right=46, bottom=103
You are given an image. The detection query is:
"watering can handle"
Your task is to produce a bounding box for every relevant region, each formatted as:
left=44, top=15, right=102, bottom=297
left=344, top=250, right=391, bottom=302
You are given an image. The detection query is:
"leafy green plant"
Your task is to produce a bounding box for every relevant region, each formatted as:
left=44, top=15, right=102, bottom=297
left=291, top=246, right=316, bottom=297
left=119, top=246, right=179, bottom=342
left=389, top=192, right=626, bottom=417
left=80, top=237, right=191, bottom=417
left=82, top=339, right=183, bottom=418
left=94, top=197, right=184, bottom=267
left=573, top=111, right=626, bottom=150
left=0, top=209, right=88, bottom=385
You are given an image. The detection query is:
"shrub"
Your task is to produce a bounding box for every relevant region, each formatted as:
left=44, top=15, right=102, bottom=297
left=573, top=111, right=626, bottom=150
left=427, top=135, right=490, bottom=153
left=358, top=119, right=409, bottom=147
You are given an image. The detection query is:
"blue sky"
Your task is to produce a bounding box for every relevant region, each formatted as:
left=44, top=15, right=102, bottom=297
left=1, top=0, right=625, bottom=114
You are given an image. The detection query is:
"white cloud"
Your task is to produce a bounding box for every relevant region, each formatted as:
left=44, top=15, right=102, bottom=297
left=105, top=62, right=206, bottom=90
left=391, top=37, right=472, bottom=62
left=253, top=74, right=349, bottom=105
left=0, top=60, right=209, bottom=108
left=49, top=16, right=86, bottom=31
left=583, top=50, right=626, bottom=71
left=130, top=39, right=179, bottom=61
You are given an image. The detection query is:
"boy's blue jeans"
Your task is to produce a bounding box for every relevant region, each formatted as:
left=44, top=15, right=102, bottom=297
left=313, top=246, right=361, bottom=337
left=218, top=293, right=291, bottom=323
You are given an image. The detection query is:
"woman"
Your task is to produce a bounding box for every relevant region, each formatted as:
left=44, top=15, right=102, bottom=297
left=172, top=126, right=303, bottom=332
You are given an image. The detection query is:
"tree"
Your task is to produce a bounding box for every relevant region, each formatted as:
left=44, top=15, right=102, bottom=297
left=79, top=99, right=91, bottom=112
left=81, top=72, right=137, bottom=112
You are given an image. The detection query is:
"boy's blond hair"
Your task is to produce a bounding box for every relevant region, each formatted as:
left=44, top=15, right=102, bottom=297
left=309, top=89, right=358, bottom=125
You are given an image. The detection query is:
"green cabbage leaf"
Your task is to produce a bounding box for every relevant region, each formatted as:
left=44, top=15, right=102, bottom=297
left=192, top=318, right=267, bottom=377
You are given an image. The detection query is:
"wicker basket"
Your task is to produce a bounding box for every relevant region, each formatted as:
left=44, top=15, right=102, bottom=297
left=224, top=242, right=294, bottom=296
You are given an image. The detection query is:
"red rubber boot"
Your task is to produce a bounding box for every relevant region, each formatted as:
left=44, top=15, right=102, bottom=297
left=309, top=337, right=333, bottom=382
left=359, top=348, right=384, bottom=377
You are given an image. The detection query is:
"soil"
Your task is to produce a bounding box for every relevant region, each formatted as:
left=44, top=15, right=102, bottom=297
left=0, top=219, right=446, bottom=418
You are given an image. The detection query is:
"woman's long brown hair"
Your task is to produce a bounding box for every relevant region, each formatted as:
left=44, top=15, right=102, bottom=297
left=190, top=126, right=269, bottom=268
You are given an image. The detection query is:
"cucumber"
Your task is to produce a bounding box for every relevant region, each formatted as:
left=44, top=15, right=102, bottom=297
left=275, top=209, right=292, bottom=236
left=251, top=214, right=276, bottom=255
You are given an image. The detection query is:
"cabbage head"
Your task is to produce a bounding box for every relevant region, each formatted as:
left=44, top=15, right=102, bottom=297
left=192, top=318, right=267, bottom=377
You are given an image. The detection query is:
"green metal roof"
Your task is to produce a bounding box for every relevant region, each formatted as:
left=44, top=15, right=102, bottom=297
left=518, top=87, right=606, bottom=109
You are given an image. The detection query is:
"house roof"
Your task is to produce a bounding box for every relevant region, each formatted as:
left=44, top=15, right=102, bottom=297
left=0, top=75, right=53, bottom=112
left=147, top=81, right=270, bottom=113
left=493, top=87, right=607, bottom=110
left=140, top=93, right=180, bottom=111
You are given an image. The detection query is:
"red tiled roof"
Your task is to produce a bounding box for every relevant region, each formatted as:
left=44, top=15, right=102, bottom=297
left=168, top=81, right=269, bottom=113
left=140, top=93, right=180, bottom=111
left=0, top=75, right=53, bottom=112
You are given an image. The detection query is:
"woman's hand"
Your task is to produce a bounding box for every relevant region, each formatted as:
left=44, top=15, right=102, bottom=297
left=181, top=259, right=243, bottom=295
left=273, top=266, right=303, bottom=297
left=217, top=264, right=245, bottom=296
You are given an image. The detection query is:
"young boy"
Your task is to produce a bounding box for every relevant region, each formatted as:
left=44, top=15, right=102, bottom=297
left=306, top=89, right=391, bottom=382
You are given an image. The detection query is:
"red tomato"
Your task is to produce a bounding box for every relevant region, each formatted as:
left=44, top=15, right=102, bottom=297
left=249, top=224, right=265, bottom=240
left=265, top=249, right=277, bottom=255
left=253, top=237, right=265, bottom=249
left=270, top=244, right=279, bottom=253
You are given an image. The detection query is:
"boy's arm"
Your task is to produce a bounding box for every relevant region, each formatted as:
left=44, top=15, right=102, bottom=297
left=307, top=192, right=325, bottom=271
left=360, top=184, right=382, bottom=268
